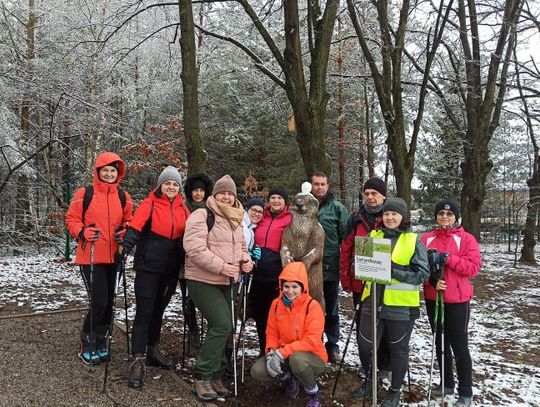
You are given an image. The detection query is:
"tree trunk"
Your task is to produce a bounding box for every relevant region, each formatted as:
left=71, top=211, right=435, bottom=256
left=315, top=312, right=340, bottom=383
left=178, top=0, right=207, bottom=173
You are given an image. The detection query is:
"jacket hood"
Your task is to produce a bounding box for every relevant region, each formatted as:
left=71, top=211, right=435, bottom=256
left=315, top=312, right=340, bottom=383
left=278, top=262, right=309, bottom=295
left=184, top=172, right=213, bottom=202
left=93, top=152, right=125, bottom=186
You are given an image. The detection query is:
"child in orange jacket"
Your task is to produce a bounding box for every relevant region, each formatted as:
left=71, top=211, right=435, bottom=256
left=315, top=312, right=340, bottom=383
left=250, top=262, right=327, bottom=407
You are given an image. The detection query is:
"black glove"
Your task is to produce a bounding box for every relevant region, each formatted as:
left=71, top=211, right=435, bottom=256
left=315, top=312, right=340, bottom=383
left=433, top=252, right=448, bottom=265
left=114, top=225, right=126, bottom=244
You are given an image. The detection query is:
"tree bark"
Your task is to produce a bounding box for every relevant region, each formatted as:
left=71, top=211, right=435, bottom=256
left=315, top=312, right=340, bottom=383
left=178, top=0, right=206, bottom=174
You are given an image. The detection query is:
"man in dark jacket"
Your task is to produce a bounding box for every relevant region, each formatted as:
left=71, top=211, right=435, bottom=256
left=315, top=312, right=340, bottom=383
left=311, top=172, right=349, bottom=363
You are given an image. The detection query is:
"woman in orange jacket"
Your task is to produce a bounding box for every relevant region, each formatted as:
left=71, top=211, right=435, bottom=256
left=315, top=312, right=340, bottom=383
left=66, top=152, right=133, bottom=365
left=250, top=262, right=327, bottom=407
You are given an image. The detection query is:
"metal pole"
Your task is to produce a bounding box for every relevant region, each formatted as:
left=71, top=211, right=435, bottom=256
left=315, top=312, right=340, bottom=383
left=371, top=282, right=377, bottom=407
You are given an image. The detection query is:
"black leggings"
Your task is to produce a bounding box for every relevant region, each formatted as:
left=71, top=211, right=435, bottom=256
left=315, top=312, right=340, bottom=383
left=357, top=313, right=415, bottom=390
left=248, top=280, right=280, bottom=354
left=426, top=300, right=473, bottom=397
left=131, top=270, right=178, bottom=354
left=80, top=263, right=117, bottom=338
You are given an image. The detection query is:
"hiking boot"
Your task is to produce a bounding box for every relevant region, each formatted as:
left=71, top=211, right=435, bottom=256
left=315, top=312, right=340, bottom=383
left=146, top=345, right=175, bottom=369
left=96, top=335, right=109, bottom=361
left=78, top=333, right=100, bottom=365
left=305, top=390, right=321, bottom=407
left=284, top=375, right=300, bottom=399
left=327, top=350, right=341, bottom=364
left=211, top=380, right=230, bottom=398
left=455, top=395, right=473, bottom=406
left=351, top=381, right=372, bottom=400
left=193, top=379, right=218, bottom=401
left=381, top=387, right=401, bottom=407
left=128, top=355, right=146, bottom=389
left=431, top=385, right=455, bottom=398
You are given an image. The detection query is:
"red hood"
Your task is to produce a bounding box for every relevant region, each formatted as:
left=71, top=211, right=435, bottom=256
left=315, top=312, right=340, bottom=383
left=279, top=262, right=310, bottom=295
left=93, top=152, right=126, bottom=187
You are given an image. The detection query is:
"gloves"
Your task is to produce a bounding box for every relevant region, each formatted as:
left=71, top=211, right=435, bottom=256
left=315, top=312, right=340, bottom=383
left=114, top=226, right=126, bottom=243
left=80, top=226, right=100, bottom=242
left=250, top=245, right=262, bottom=261
left=265, top=349, right=284, bottom=378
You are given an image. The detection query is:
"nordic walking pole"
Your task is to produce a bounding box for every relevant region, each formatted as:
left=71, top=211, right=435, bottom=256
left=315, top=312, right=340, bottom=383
left=427, top=291, right=440, bottom=405
left=440, top=263, right=446, bottom=407
left=89, top=239, right=96, bottom=361
left=371, top=282, right=378, bottom=407
left=102, top=267, right=121, bottom=392
left=332, top=301, right=361, bottom=397
left=229, top=276, right=238, bottom=403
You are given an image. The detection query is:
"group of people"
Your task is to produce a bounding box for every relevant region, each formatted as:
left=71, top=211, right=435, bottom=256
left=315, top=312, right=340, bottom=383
left=66, top=151, right=481, bottom=407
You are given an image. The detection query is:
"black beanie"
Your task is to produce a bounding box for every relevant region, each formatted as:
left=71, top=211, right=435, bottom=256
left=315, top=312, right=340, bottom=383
left=382, top=198, right=408, bottom=219
left=363, top=177, right=387, bottom=197
left=434, top=198, right=460, bottom=220
left=268, top=186, right=288, bottom=202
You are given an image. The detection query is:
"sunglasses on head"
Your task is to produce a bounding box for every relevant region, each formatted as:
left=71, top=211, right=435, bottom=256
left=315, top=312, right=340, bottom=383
left=437, top=210, right=455, bottom=217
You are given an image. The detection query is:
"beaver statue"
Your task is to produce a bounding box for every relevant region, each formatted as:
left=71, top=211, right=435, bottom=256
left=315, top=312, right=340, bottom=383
left=280, top=182, right=325, bottom=310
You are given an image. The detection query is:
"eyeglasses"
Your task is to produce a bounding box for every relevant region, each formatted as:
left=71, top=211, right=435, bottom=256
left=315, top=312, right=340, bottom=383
left=437, top=210, right=455, bottom=217
left=249, top=208, right=264, bottom=214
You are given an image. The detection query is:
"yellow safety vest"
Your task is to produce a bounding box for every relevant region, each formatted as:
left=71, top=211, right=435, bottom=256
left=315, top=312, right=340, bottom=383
left=361, top=230, right=420, bottom=307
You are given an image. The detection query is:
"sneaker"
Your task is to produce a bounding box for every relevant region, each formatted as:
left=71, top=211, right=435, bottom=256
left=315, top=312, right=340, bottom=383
left=146, top=345, right=175, bottom=369
left=351, top=381, right=372, bottom=400
left=211, top=380, right=231, bottom=398
left=78, top=333, right=100, bottom=365
left=381, top=387, right=400, bottom=407
left=96, top=336, right=109, bottom=361
left=455, top=396, right=473, bottom=406
left=128, top=355, right=146, bottom=389
left=193, top=379, right=218, bottom=401
left=431, top=385, right=455, bottom=398
left=284, top=375, right=300, bottom=399
left=305, top=391, right=321, bottom=407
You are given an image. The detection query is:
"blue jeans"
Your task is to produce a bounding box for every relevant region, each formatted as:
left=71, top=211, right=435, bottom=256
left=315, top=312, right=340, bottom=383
left=323, top=280, right=340, bottom=353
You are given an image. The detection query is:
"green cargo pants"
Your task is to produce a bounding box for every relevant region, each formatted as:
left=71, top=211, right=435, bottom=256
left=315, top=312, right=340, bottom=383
left=187, top=280, right=232, bottom=380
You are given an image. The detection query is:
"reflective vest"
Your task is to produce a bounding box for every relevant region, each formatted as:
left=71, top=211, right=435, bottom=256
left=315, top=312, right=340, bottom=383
left=361, top=230, right=420, bottom=307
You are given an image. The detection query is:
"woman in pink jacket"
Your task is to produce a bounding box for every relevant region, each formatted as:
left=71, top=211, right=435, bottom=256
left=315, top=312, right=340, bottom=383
left=183, top=175, right=254, bottom=402
left=421, top=199, right=481, bottom=407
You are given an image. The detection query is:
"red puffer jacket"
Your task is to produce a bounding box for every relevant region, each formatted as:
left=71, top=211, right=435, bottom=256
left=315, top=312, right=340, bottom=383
left=339, top=207, right=382, bottom=293
left=254, top=205, right=292, bottom=253
left=66, top=152, right=133, bottom=265
left=421, top=226, right=482, bottom=303
left=266, top=262, right=328, bottom=363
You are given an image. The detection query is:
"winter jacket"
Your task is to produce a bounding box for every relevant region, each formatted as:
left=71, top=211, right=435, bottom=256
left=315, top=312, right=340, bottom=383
left=122, top=190, right=189, bottom=274
left=183, top=196, right=251, bottom=285
left=66, top=152, right=133, bottom=265
left=361, top=228, right=429, bottom=321
left=317, top=193, right=349, bottom=281
left=339, top=205, right=383, bottom=292
left=265, top=262, right=328, bottom=363
left=242, top=211, right=257, bottom=251
left=253, top=205, right=292, bottom=283
left=421, top=226, right=481, bottom=303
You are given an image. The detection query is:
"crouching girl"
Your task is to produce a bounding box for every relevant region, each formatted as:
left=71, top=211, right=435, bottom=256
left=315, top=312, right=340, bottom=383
left=250, top=262, right=327, bottom=407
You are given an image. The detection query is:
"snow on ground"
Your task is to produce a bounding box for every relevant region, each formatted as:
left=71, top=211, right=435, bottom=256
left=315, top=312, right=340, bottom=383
left=1, top=244, right=539, bottom=406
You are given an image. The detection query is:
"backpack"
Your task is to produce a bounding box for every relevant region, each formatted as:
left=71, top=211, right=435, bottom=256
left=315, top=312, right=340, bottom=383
left=82, top=185, right=126, bottom=223
left=204, top=207, right=215, bottom=232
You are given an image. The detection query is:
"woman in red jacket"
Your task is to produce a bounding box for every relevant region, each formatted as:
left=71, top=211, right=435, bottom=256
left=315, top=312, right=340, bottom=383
left=66, top=152, right=133, bottom=365
left=251, top=262, right=327, bottom=407
left=421, top=199, right=481, bottom=407
left=121, top=166, right=190, bottom=389
left=249, top=186, right=292, bottom=354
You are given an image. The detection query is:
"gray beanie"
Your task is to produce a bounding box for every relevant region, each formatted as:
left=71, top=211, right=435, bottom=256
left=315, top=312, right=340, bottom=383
left=382, top=198, right=408, bottom=219
left=157, top=166, right=182, bottom=187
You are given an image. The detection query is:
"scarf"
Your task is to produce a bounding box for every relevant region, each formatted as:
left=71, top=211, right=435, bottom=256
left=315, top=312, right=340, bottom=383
left=215, top=200, right=244, bottom=230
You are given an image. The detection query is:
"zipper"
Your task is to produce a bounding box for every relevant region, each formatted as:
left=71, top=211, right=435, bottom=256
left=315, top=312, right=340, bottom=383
left=169, top=199, right=175, bottom=240
left=263, top=217, right=276, bottom=247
